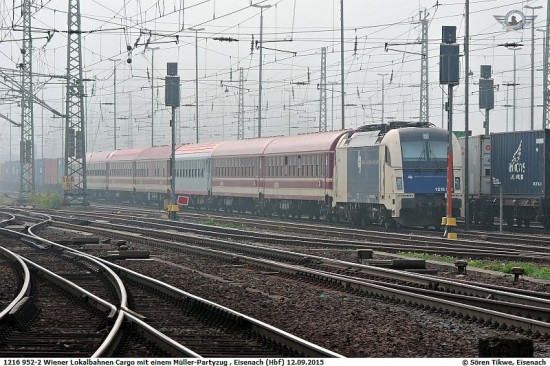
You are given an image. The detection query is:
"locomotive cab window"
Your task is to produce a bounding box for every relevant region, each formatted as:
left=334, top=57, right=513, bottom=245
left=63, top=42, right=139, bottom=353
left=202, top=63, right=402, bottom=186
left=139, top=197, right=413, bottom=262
left=401, top=134, right=447, bottom=170
left=385, top=146, right=392, bottom=166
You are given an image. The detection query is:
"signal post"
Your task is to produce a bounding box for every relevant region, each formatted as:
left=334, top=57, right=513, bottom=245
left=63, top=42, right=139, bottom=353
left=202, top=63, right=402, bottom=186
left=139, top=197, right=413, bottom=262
left=165, top=62, right=180, bottom=220
left=439, top=26, right=460, bottom=239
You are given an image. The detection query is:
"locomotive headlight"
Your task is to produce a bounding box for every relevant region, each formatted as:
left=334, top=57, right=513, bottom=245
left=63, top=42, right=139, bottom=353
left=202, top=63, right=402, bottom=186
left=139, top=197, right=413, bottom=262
left=396, top=176, right=403, bottom=191
left=454, top=176, right=461, bottom=191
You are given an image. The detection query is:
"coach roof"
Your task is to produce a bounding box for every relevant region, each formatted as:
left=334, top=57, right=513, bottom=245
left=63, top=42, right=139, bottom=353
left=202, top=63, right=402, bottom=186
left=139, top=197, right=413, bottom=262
left=108, top=148, right=146, bottom=161
left=212, top=137, right=277, bottom=157
left=136, top=145, right=172, bottom=160
left=263, top=130, right=349, bottom=155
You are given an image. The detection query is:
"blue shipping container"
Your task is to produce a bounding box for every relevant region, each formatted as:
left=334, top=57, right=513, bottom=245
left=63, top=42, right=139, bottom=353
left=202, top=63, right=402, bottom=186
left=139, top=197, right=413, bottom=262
left=490, top=130, right=548, bottom=196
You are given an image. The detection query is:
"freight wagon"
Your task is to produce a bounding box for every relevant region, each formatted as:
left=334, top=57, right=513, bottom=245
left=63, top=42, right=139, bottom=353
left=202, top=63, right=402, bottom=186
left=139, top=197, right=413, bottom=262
left=463, top=130, right=550, bottom=229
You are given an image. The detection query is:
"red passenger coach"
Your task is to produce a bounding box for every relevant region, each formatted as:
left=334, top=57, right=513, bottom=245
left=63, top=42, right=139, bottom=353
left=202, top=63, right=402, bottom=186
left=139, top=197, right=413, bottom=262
left=261, top=131, right=348, bottom=218
left=211, top=137, right=276, bottom=213
left=262, top=131, right=348, bottom=200
left=210, top=131, right=349, bottom=218
left=87, top=151, right=113, bottom=192
left=107, top=148, right=145, bottom=199
left=134, top=145, right=172, bottom=203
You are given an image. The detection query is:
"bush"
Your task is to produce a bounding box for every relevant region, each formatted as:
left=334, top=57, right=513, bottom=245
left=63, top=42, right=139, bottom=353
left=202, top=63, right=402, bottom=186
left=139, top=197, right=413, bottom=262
left=28, top=193, right=63, bottom=209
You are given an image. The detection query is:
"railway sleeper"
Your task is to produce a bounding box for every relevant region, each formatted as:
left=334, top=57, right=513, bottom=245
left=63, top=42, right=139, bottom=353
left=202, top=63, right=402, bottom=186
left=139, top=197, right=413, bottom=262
left=6, top=296, right=40, bottom=330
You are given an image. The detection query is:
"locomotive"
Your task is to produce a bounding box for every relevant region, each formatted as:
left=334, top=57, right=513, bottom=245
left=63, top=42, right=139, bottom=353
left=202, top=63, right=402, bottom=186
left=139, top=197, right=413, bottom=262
left=1, top=122, right=463, bottom=229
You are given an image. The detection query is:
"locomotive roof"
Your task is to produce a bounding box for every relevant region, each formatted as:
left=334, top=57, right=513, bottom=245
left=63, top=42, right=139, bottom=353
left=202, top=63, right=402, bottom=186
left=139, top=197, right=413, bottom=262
left=212, top=137, right=277, bottom=157
left=263, top=130, right=350, bottom=155
left=338, top=130, right=382, bottom=148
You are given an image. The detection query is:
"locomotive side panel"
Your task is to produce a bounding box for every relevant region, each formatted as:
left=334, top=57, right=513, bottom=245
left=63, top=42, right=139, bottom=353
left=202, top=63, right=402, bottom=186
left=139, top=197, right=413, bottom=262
left=344, top=146, right=380, bottom=204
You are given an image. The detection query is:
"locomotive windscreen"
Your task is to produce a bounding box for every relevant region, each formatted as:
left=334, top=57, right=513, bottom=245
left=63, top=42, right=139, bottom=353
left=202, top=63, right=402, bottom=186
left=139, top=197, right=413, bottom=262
left=398, top=128, right=449, bottom=194
left=400, top=129, right=448, bottom=170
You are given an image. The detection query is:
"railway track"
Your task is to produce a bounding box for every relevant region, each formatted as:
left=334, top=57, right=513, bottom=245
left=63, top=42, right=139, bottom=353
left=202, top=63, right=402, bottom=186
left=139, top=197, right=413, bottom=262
left=90, top=202, right=550, bottom=243
left=0, top=210, right=341, bottom=358
left=44, top=206, right=550, bottom=262
left=0, top=250, right=119, bottom=357
left=19, top=208, right=550, bottom=339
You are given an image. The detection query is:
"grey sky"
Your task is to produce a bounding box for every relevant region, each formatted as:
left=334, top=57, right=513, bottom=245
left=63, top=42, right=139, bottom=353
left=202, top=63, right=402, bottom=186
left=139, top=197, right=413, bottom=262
left=0, top=0, right=544, bottom=160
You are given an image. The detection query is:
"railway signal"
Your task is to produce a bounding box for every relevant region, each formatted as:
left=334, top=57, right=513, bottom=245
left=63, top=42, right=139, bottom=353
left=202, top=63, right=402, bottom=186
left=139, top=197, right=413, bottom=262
left=439, top=26, right=460, bottom=240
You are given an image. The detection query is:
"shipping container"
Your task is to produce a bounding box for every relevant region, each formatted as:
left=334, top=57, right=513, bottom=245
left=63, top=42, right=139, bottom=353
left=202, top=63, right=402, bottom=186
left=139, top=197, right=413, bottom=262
left=45, top=158, right=59, bottom=187
left=490, top=130, right=548, bottom=197
left=35, top=158, right=45, bottom=191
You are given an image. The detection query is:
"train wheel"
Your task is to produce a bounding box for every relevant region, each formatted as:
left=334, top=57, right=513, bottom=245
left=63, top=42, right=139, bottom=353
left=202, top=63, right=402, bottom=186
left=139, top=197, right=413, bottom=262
left=523, top=219, right=531, bottom=228
left=506, top=217, right=514, bottom=227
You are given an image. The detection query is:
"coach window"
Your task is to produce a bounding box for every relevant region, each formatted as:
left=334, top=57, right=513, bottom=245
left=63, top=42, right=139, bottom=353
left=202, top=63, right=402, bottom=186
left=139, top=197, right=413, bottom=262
left=315, top=155, right=319, bottom=177
left=385, top=146, right=392, bottom=166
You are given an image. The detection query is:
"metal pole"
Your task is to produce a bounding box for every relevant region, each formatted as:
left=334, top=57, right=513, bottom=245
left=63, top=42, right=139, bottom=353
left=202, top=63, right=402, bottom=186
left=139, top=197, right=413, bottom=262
left=195, top=30, right=200, bottom=143
left=251, top=5, right=270, bottom=137
left=378, top=73, right=387, bottom=124
left=484, top=109, right=490, bottom=136
left=340, top=0, right=345, bottom=130
left=544, top=0, right=550, bottom=128
left=9, top=104, right=11, bottom=164
left=151, top=49, right=154, bottom=147
left=447, top=85, right=454, bottom=219
left=114, top=64, right=117, bottom=150
left=446, top=85, right=454, bottom=229
left=41, top=89, right=44, bottom=159
left=288, top=92, right=291, bottom=136
left=525, top=5, right=541, bottom=130
left=513, top=48, right=517, bottom=131
left=381, top=76, right=385, bottom=123
left=544, top=27, right=549, bottom=128
left=506, top=85, right=510, bottom=132
left=531, top=11, right=535, bottom=131
left=258, top=9, right=264, bottom=138
left=441, top=88, right=444, bottom=128
left=171, top=105, right=176, bottom=219
left=464, top=0, right=470, bottom=230
left=194, top=30, right=201, bottom=143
